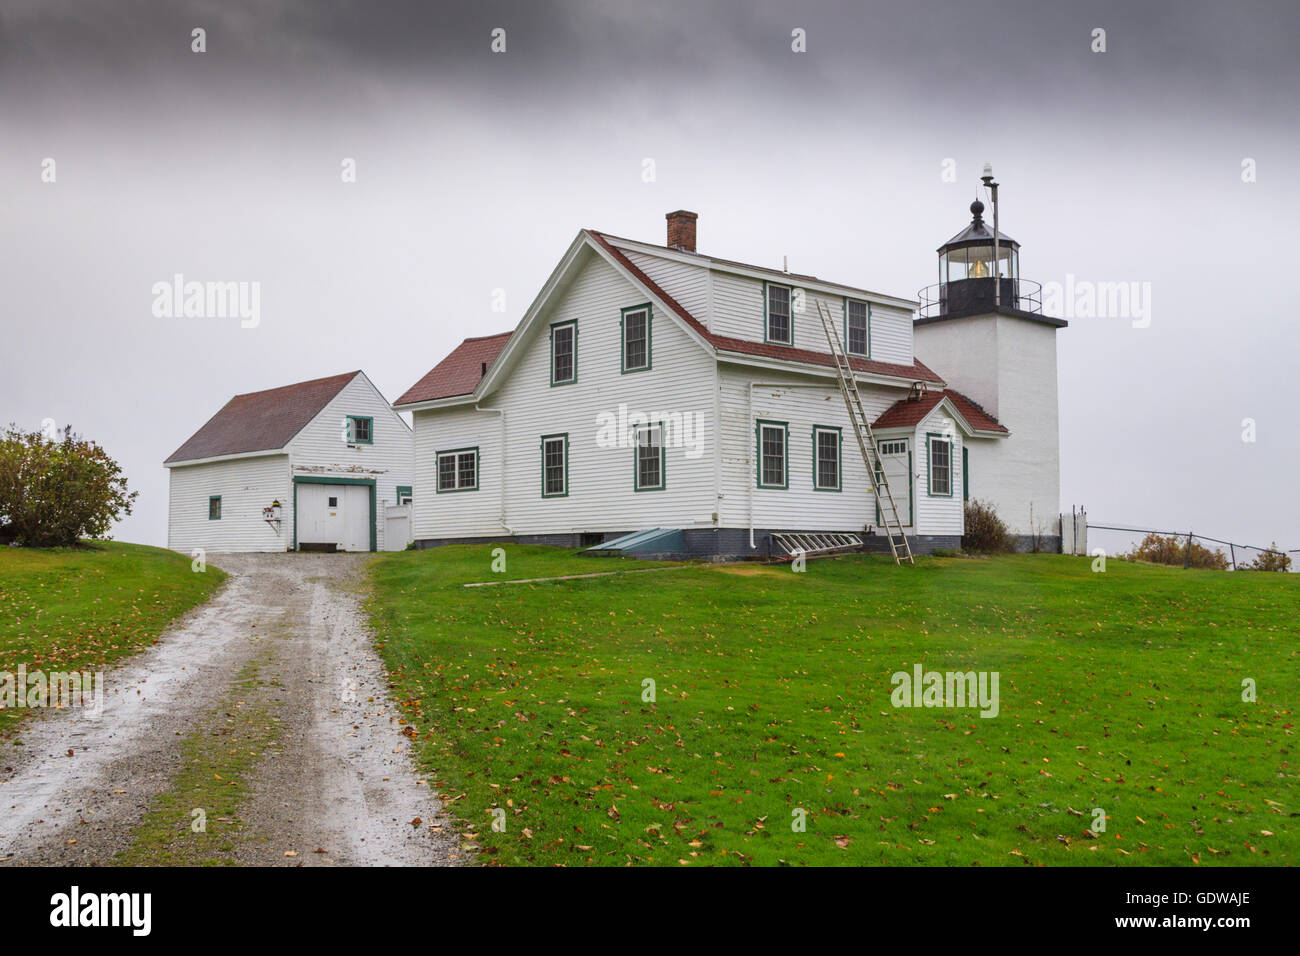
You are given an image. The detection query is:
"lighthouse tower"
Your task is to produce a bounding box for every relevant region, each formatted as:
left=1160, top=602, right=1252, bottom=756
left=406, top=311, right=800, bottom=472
left=913, top=172, right=1067, bottom=547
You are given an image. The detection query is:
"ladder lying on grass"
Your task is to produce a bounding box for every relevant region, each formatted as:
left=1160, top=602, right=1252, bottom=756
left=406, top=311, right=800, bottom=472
left=771, top=531, right=863, bottom=560
left=814, top=300, right=914, bottom=566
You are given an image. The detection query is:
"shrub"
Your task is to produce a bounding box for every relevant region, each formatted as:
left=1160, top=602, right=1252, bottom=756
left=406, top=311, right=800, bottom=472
left=0, top=424, right=138, bottom=547
left=962, top=500, right=1013, bottom=553
left=1124, top=533, right=1228, bottom=570
left=1241, top=543, right=1292, bottom=572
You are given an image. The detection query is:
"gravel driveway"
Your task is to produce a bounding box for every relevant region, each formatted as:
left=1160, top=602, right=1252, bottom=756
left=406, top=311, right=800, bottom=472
left=0, top=554, right=460, bottom=866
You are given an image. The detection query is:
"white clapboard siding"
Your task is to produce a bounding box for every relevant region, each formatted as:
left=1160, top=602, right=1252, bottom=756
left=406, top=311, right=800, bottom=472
left=167, top=454, right=291, bottom=553
left=285, top=372, right=414, bottom=552
left=868, top=303, right=915, bottom=366
left=411, top=404, right=506, bottom=540
left=716, top=363, right=910, bottom=530
left=414, top=251, right=719, bottom=539
left=622, top=250, right=711, bottom=327
left=708, top=269, right=914, bottom=363
left=911, top=406, right=965, bottom=536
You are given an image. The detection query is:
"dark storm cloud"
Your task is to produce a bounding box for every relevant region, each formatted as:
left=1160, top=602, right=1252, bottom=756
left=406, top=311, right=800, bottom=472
left=4, top=0, right=1298, bottom=121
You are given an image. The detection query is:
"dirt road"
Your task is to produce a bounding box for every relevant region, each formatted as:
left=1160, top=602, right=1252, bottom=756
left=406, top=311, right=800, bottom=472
left=0, top=554, right=460, bottom=866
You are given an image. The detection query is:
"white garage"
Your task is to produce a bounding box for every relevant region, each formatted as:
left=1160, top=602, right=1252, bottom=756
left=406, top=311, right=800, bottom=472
left=165, top=370, right=413, bottom=553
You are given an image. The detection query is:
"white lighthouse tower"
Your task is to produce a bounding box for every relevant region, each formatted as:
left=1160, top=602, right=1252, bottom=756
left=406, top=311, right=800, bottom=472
left=913, top=168, right=1067, bottom=547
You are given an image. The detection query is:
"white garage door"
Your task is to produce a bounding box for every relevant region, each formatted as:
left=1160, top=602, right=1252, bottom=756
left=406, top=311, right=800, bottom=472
left=297, top=483, right=371, bottom=552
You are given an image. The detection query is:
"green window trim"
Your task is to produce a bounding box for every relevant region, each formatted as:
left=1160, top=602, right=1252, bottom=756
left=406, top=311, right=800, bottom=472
left=346, top=415, right=374, bottom=445
left=844, top=297, right=871, bottom=358
left=755, top=419, right=789, bottom=489
left=549, top=320, right=578, bottom=386
left=763, top=282, right=794, bottom=345
left=962, top=446, right=969, bottom=501
left=435, top=447, right=479, bottom=493
left=208, top=495, right=222, bottom=520
left=632, top=422, right=666, bottom=492
left=620, top=303, right=653, bottom=374
left=926, top=432, right=954, bottom=498
left=540, top=433, right=569, bottom=498
left=811, top=425, right=842, bottom=492
left=396, top=485, right=413, bottom=505
left=291, top=476, right=376, bottom=552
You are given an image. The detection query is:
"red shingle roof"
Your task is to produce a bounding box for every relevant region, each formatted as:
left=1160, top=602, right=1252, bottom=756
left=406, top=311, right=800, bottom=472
left=393, top=332, right=512, bottom=406
left=165, top=371, right=360, bottom=464
left=873, top=388, right=1007, bottom=434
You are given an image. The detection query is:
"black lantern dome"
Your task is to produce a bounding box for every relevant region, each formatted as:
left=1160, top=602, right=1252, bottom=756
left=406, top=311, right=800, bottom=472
left=918, top=197, right=1041, bottom=319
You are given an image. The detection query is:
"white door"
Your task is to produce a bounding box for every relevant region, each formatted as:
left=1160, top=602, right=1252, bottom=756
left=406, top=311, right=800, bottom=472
left=339, top=484, right=370, bottom=551
left=297, top=483, right=371, bottom=551
left=876, top=439, right=912, bottom=527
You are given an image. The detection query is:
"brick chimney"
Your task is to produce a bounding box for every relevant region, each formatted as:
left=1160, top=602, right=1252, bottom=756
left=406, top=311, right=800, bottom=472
left=665, top=210, right=698, bottom=252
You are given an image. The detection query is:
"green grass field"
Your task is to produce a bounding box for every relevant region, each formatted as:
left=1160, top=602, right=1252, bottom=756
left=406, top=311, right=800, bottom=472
left=368, top=546, right=1297, bottom=867
left=0, top=541, right=226, bottom=736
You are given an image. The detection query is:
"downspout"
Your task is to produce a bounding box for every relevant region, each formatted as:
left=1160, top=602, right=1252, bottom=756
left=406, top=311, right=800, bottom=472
left=475, top=403, right=513, bottom=534
left=748, top=380, right=846, bottom=551
left=712, top=365, right=722, bottom=537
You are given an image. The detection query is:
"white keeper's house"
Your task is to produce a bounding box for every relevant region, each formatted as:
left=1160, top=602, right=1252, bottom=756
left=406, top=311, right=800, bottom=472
left=165, top=370, right=413, bottom=553
left=394, top=201, right=1066, bottom=559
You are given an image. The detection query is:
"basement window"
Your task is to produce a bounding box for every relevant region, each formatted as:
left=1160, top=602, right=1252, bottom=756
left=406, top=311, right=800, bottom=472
left=550, top=321, right=576, bottom=385
left=621, top=305, right=651, bottom=373
left=756, top=420, right=788, bottom=489
left=813, top=426, right=841, bottom=491
left=436, top=448, right=478, bottom=492
left=765, top=284, right=792, bottom=345
left=541, top=434, right=568, bottom=497
left=634, top=423, right=665, bottom=491
left=928, top=434, right=952, bottom=497
left=846, top=299, right=869, bottom=356
left=208, top=495, right=222, bottom=520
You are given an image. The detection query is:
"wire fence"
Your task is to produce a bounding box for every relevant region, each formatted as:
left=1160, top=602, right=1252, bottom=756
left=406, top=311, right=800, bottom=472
left=1086, top=522, right=1297, bottom=572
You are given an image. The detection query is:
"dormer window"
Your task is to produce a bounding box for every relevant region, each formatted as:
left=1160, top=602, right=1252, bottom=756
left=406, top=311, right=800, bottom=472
left=765, top=284, right=792, bottom=345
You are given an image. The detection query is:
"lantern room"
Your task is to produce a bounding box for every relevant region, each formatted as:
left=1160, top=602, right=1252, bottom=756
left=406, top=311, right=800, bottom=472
left=918, top=179, right=1043, bottom=320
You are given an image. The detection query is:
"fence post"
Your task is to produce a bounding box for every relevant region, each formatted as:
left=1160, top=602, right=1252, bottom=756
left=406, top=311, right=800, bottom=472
left=1229, top=543, right=1236, bottom=571
left=1184, top=531, right=1193, bottom=569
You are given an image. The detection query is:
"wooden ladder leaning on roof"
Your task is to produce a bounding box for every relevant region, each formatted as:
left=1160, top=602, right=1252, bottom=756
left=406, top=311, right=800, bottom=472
left=813, top=299, right=915, bottom=566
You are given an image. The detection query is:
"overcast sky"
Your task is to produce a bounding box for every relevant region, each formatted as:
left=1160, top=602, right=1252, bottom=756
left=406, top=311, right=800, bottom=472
left=3, top=0, right=1297, bottom=554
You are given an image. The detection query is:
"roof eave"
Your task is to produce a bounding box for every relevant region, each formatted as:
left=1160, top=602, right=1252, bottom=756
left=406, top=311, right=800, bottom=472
left=714, top=350, right=944, bottom=389
left=164, top=447, right=289, bottom=468
left=392, top=393, right=480, bottom=413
